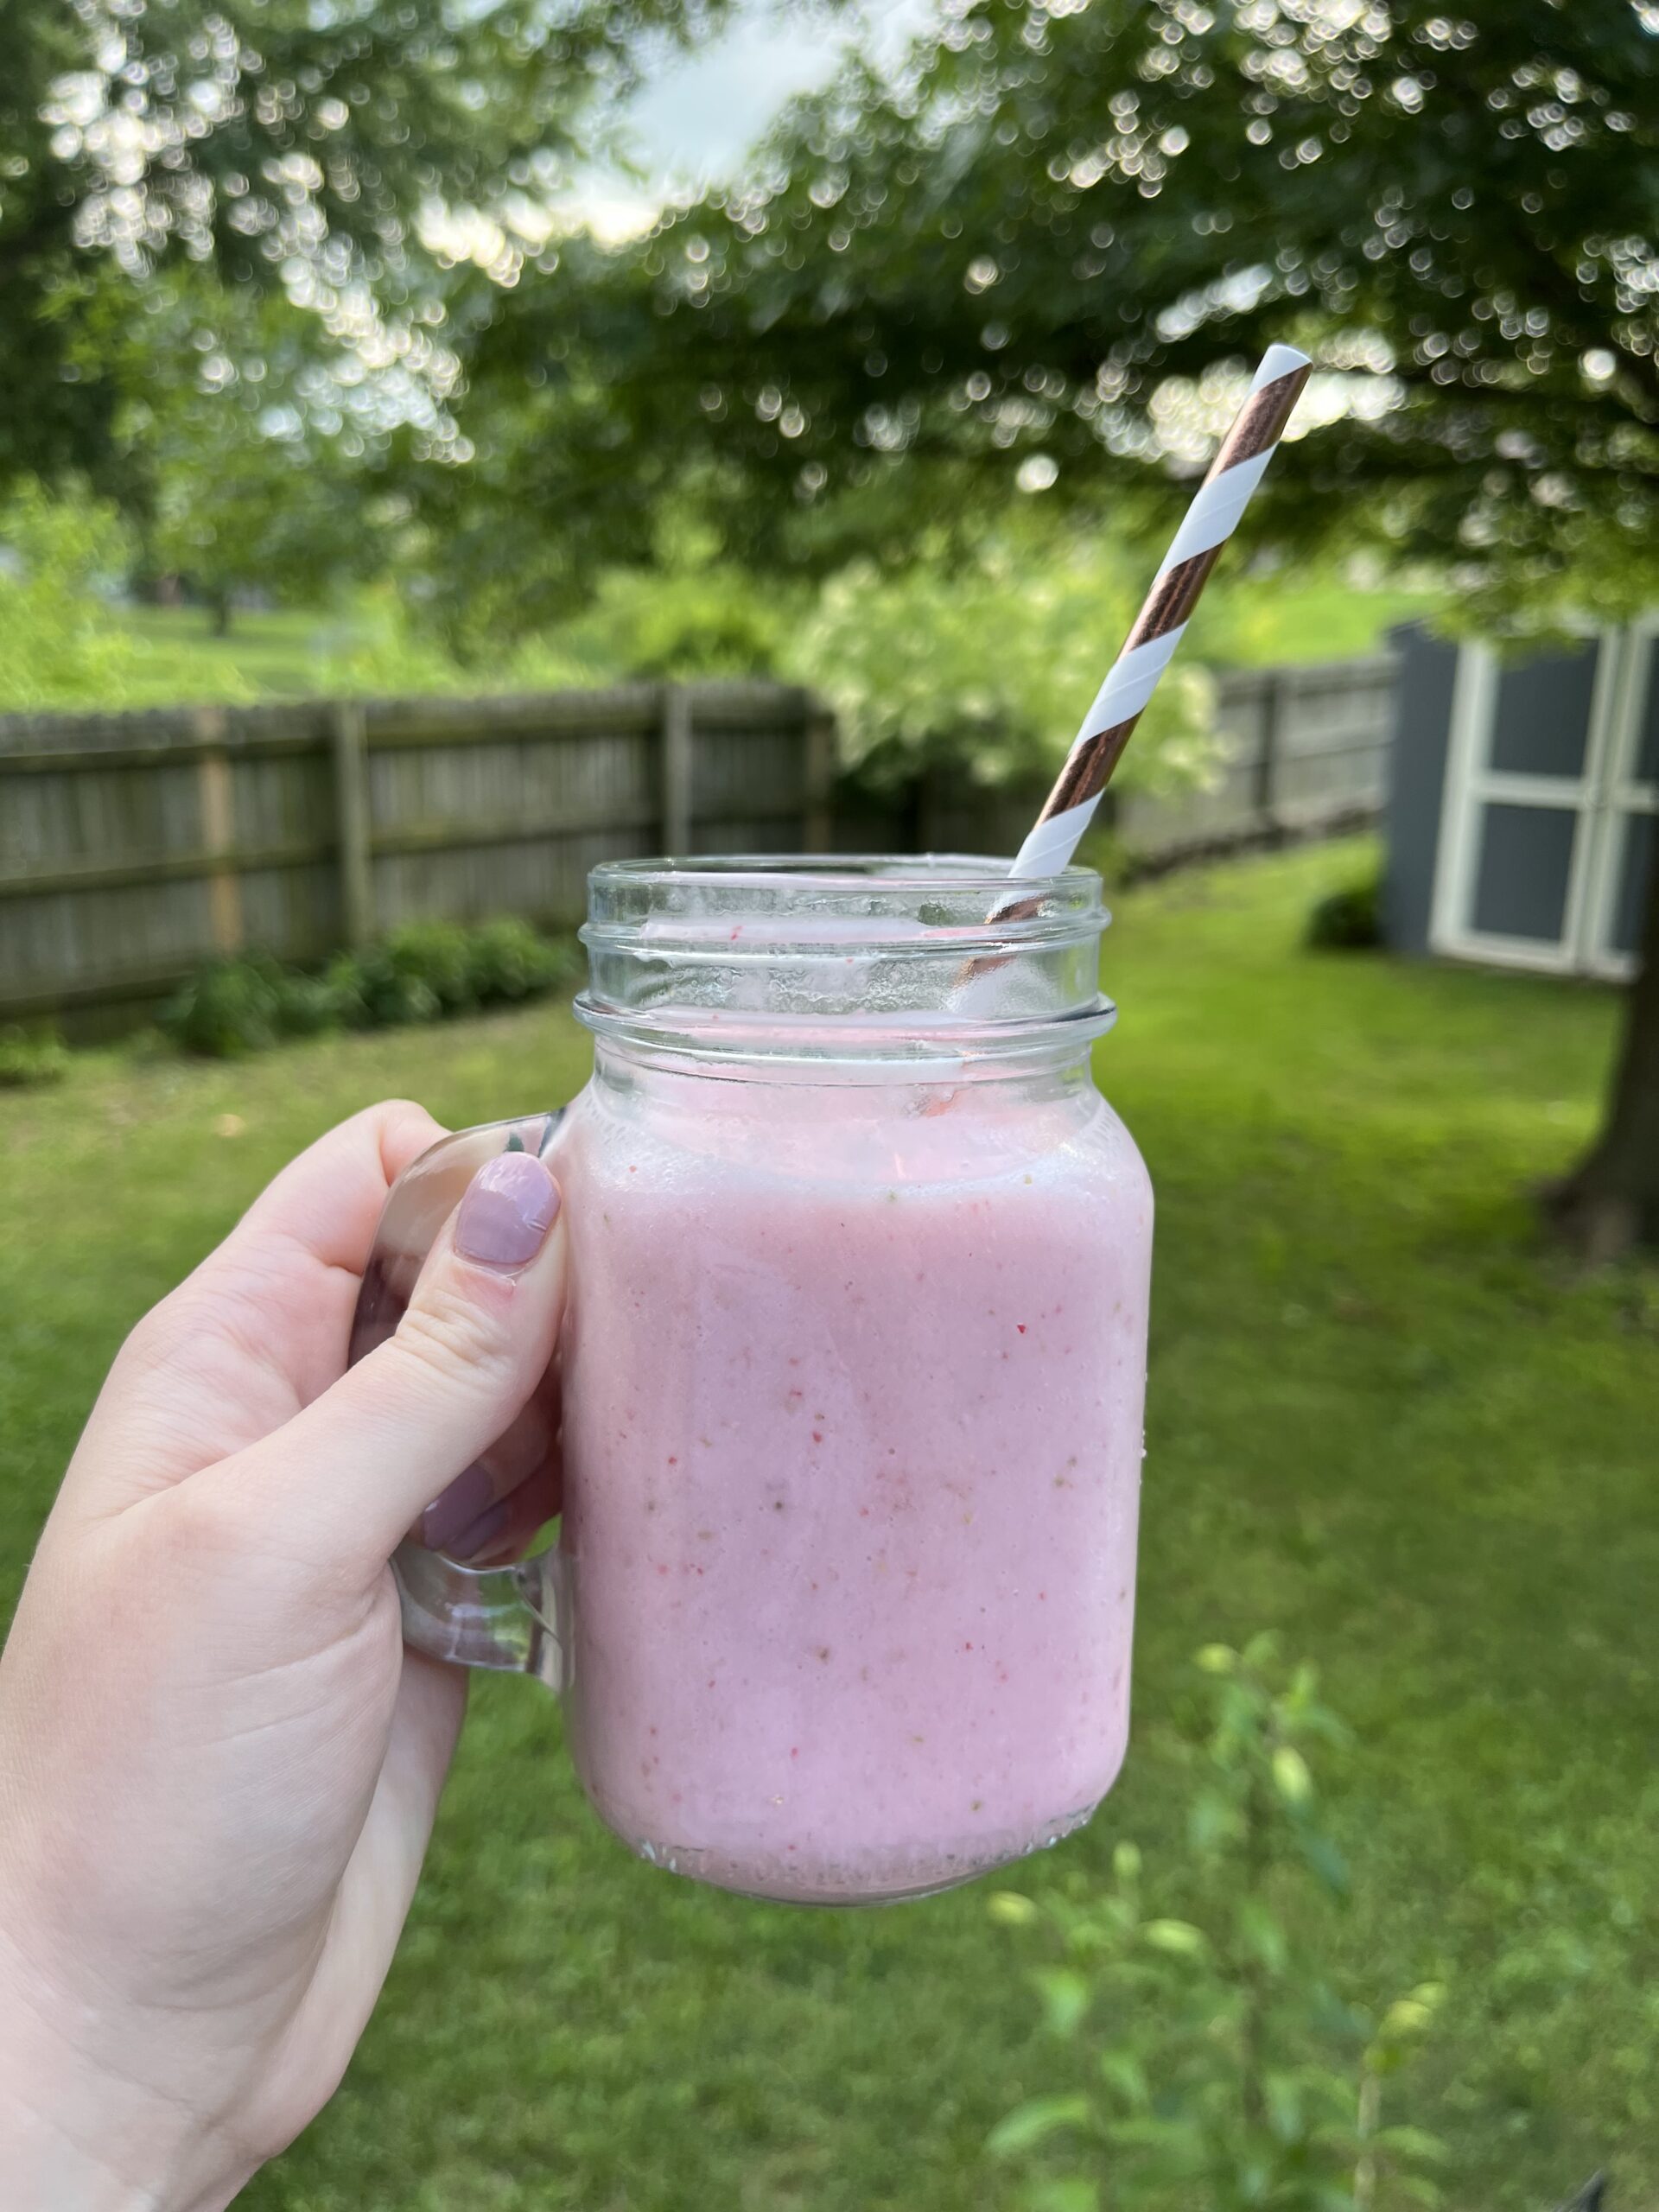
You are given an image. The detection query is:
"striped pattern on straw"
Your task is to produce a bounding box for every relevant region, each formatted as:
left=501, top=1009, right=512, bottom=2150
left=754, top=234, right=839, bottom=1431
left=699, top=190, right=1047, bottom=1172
left=1006, top=343, right=1313, bottom=885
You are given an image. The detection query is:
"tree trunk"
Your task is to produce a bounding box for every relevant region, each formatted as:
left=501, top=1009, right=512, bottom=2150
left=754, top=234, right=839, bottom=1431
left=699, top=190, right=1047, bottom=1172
left=209, top=594, right=232, bottom=639
left=1541, top=838, right=1659, bottom=1261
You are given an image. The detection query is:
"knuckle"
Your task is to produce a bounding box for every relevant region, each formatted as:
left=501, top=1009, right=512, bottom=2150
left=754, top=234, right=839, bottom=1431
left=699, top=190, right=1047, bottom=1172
left=115, top=1289, right=207, bottom=1390
left=123, top=1478, right=252, bottom=1613
left=390, top=1274, right=517, bottom=1398
left=365, top=1095, right=446, bottom=1172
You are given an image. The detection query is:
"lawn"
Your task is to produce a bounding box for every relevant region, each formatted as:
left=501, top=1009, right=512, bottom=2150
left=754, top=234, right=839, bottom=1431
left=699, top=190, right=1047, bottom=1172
left=112, top=603, right=384, bottom=701
left=1, top=842, right=1653, bottom=2210
left=95, top=574, right=1443, bottom=711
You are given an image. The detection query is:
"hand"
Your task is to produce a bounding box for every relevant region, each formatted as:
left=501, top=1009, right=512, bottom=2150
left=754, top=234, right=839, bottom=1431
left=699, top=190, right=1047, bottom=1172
left=0, top=1103, right=566, bottom=2210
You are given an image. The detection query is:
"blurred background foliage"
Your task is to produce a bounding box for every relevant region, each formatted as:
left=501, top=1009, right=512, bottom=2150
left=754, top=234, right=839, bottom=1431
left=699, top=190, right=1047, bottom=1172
left=13, top=0, right=1656, bottom=726
left=4, top=0, right=1653, bottom=1243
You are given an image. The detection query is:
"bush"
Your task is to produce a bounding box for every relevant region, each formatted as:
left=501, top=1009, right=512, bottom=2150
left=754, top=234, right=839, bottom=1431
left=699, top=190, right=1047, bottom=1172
left=160, top=919, right=578, bottom=1057
left=465, top=917, right=576, bottom=1002
left=326, top=941, right=443, bottom=1032
left=0, top=1025, right=70, bottom=1089
left=1306, top=870, right=1383, bottom=951
left=160, top=953, right=313, bottom=1058
left=0, top=479, right=147, bottom=712
left=786, top=525, right=1218, bottom=797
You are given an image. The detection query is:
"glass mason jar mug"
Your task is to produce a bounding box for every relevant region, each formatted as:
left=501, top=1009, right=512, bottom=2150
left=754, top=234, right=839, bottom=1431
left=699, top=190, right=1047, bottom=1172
left=352, top=858, right=1153, bottom=1904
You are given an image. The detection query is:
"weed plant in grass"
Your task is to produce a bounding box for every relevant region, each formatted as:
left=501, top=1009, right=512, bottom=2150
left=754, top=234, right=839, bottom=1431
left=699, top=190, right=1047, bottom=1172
left=0, top=843, right=1652, bottom=2212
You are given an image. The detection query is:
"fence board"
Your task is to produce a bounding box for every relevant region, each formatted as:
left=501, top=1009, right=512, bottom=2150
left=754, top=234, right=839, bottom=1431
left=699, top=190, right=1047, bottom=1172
left=0, top=662, right=1394, bottom=1027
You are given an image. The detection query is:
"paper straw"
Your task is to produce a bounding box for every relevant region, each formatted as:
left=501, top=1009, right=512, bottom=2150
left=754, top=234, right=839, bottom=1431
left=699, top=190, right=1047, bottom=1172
left=1005, top=343, right=1313, bottom=885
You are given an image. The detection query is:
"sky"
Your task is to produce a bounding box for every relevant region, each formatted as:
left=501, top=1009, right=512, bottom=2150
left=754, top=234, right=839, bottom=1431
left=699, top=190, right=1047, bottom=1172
left=569, top=0, right=938, bottom=238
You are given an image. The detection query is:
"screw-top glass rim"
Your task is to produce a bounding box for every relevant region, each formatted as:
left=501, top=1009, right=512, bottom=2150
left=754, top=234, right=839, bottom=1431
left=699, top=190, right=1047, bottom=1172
left=575, top=853, right=1117, bottom=1072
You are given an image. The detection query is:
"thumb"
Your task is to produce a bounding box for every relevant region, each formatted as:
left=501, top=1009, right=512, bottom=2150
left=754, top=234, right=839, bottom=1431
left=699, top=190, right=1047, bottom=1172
left=222, top=1151, right=566, bottom=1572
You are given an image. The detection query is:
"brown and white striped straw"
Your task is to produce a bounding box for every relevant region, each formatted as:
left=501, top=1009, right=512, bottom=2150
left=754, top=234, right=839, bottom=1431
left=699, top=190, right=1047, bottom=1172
left=1005, top=343, right=1312, bottom=885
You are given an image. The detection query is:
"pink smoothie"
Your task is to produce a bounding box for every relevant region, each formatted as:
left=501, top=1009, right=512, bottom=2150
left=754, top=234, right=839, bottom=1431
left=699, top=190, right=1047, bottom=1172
left=557, top=1065, right=1153, bottom=1903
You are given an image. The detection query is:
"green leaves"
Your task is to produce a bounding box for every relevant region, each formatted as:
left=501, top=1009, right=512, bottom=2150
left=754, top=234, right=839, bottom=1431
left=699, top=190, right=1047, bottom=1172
left=1141, top=1918, right=1210, bottom=1960
left=987, top=2096, right=1092, bottom=2158
left=773, top=525, right=1219, bottom=793
left=160, top=919, right=578, bottom=1058
left=1033, top=1968, right=1091, bottom=2039
left=0, top=480, right=147, bottom=713
left=492, top=0, right=1659, bottom=630
left=988, top=1891, right=1039, bottom=1929
left=1096, top=2048, right=1151, bottom=2110
left=1023, top=2182, right=1100, bottom=2212
left=1272, top=1745, right=1315, bottom=1808
left=988, top=1638, right=1446, bottom=2212
left=1232, top=1897, right=1289, bottom=1976
left=1366, top=1984, right=1448, bottom=2077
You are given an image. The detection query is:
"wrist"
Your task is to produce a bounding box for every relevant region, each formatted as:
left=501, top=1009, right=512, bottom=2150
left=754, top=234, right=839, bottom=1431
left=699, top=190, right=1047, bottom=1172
left=0, top=1923, right=251, bottom=2212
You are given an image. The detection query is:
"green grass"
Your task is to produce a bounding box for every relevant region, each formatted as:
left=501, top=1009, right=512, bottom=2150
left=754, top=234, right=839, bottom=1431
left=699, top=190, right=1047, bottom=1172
left=1196, top=573, right=1444, bottom=668
left=1, top=841, right=1653, bottom=2210
left=89, top=575, right=1440, bottom=711
left=111, top=604, right=385, bottom=701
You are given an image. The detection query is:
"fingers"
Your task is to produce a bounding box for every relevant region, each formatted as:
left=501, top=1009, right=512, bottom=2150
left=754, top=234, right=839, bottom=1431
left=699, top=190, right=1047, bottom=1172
left=424, top=1453, right=560, bottom=1571
left=64, top=1103, right=454, bottom=1513
left=216, top=1152, right=566, bottom=1573
left=413, top=1385, right=559, bottom=1555
left=221, top=1100, right=446, bottom=1285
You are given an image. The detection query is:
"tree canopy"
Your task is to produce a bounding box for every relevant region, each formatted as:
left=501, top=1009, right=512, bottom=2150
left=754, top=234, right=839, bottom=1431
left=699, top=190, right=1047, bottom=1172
left=456, top=0, right=1659, bottom=624
left=2, top=0, right=737, bottom=493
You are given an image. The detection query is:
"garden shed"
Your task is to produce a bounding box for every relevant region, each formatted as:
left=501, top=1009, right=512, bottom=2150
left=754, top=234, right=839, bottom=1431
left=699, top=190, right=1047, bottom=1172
left=1385, top=622, right=1657, bottom=980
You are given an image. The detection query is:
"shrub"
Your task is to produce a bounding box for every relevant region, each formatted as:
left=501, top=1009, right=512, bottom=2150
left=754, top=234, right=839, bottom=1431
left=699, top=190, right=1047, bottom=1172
left=988, top=1638, right=1445, bottom=2212
left=786, top=525, right=1218, bottom=797
left=378, top=923, right=481, bottom=1015
left=1307, top=870, right=1383, bottom=951
left=0, top=479, right=147, bottom=712
left=161, top=918, right=578, bottom=1056
left=465, top=916, right=576, bottom=1002
left=159, top=953, right=316, bottom=1058
left=0, top=1025, right=70, bottom=1089
left=326, top=942, right=443, bottom=1032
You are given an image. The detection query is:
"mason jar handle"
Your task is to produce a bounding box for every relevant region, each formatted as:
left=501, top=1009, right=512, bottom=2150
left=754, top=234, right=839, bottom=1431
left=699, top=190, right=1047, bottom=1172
left=348, top=1110, right=570, bottom=1686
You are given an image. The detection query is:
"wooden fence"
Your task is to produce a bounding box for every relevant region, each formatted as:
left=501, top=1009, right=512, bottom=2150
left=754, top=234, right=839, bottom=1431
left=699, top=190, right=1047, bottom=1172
left=1117, top=653, right=1397, bottom=858
left=0, top=658, right=1393, bottom=1027
left=0, top=683, right=833, bottom=1023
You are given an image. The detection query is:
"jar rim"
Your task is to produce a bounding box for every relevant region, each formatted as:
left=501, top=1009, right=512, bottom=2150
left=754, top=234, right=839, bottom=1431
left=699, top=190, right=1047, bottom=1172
left=583, top=853, right=1109, bottom=953
left=587, top=853, right=1100, bottom=899
left=575, top=852, right=1116, bottom=1072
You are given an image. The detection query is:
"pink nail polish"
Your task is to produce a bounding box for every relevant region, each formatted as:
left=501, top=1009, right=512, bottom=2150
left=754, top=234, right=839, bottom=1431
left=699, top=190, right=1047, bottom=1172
left=447, top=1496, right=512, bottom=1561
left=421, top=1461, right=494, bottom=1551
left=455, top=1154, right=559, bottom=1269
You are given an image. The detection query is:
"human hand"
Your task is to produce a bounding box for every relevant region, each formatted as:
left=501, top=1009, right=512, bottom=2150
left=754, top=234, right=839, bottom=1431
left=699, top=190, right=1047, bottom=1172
left=0, top=1103, right=565, bottom=2209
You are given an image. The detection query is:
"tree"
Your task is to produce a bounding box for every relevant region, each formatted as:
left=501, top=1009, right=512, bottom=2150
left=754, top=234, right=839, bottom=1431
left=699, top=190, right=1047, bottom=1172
left=1, top=0, right=742, bottom=499
left=461, top=0, right=1659, bottom=1254
left=125, top=280, right=414, bottom=631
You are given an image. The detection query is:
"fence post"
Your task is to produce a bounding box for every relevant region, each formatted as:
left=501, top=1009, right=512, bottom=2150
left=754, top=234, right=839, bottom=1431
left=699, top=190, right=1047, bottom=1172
left=193, top=706, right=245, bottom=955
left=661, top=683, right=694, bottom=855
left=1255, top=669, right=1287, bottom=833
left=330, top=700, right=374, bottom=947
left=803, top=702, right=837, bottom=853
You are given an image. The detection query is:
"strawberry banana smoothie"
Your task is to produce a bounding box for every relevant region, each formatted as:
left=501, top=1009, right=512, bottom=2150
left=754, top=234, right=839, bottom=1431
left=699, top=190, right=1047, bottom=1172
left=557, top=1058, right=1152, bottom=1904
left=363, top=855, right=1154, bottom=1905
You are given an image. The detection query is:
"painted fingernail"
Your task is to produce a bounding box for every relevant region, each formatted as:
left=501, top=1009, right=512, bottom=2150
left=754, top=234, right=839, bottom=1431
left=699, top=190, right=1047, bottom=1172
left=420, top=1460, right=494, bottom=1552
left=455, top=1154, right=560, bottom=1270
left=446, top=1497, right=512, bottom=1562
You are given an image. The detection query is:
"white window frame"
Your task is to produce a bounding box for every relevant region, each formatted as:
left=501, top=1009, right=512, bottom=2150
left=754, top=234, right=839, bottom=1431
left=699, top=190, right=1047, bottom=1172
left=1429, top=630, right=1637, bottom=978
left=1580, top=620, right=1659, bottom=981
